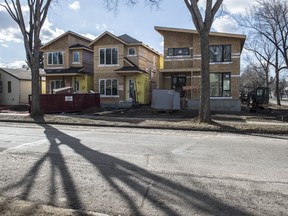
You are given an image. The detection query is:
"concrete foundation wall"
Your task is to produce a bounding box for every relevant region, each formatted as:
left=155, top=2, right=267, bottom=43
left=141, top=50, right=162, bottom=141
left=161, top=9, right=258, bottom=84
left=187, top=98, right=241, bottom=112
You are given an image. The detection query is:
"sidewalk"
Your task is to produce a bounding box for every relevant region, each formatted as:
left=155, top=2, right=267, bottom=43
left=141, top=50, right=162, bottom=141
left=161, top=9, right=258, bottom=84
left=0, top=108, right=287, bottom=134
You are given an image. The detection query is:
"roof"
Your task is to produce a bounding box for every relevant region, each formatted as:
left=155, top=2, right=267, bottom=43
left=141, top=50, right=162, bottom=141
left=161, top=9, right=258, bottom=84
left=41, top=31, right=93, bottom=50
left=0, top=68, right=32, bottom=80
left=42, top=67, right=91, bottom=76
left=155, top=26, right=246, bottom=39
left=154, top=26, right=246, bottom=51
left=69, top=43, right=93, bottom=52
left=89, top=31, right=161, bottom=56
left=117, top=34, right=141, bottom=44
left=115, top=58, right=147, bottom=74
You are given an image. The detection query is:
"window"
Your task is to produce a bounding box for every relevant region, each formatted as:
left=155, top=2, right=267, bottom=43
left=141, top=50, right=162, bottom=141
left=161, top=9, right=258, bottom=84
left=210, top=73, right=231, bottom=97
left=8, top=81, right=11, bottom=93
left=48, top=52, right=64, bottom=65
left=73, top=51, right=80, bottom=63
left=167, top=48, right=190, bottom=57
left=50, top=80, right=64, bottom=93
left=99, top=79, right=118, bottom=96
left=128, top=48, right=136, bottom=56
left=75, top=80, right=80, bottom=92
left=209, top=45, right=231, bottom=62
left=99, top=48, right=118, bottom=65
left=0, top=74, right=2, bottom=93
left=171, top=75, right=186, bottom=98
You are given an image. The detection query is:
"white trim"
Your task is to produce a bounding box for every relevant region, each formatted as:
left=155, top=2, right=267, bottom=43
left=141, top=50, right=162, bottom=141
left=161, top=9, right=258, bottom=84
left=231, top=75, right=240, bottom=77
left=128, top=47, right=137, bottom=56
left=72, top=51, right=80, bottom=64
left=47, top=51, right=65, bottom=65
left=99, top=47, right=119, bottom=66
left=100, top=95, right=120, bottom=98
left=98, top=64, right=120, bottom=67
left=165, top=58, right=193, bottom=62
left=210, top=97, right=233, bottom=99
left=209, top=62, right=232, bottom=65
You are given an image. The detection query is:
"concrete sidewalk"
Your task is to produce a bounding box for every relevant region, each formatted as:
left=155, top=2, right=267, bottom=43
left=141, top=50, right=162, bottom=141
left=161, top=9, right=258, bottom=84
left=0, top=111, right=287, bottom=134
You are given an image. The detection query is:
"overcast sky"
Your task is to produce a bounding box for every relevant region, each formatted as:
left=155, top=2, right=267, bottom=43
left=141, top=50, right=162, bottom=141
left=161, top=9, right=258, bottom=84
left=0, top=0, right=256, bottom=68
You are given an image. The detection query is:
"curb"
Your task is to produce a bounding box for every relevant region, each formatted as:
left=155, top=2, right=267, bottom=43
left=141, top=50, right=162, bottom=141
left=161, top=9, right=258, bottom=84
left=1, top=118, right=287, bottom=135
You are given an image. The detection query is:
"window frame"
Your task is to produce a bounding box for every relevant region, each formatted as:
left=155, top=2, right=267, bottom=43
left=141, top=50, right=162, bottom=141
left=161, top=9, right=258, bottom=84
left=209, top=45, right=231, bottom=63
left=72, top=51, right=80, bottom=64
left=47, top=51, right=64, bottom=65
left=128, top=47, right=136, bottom=56
left=99, top=78, right=119, bottom=96
left=210, top=72, right=231, bottom=97
left=7, top=81, right=11, bottom=93
left=167, top=48, right=190, bottom=57
left=99, top=48, right=118, bottom=66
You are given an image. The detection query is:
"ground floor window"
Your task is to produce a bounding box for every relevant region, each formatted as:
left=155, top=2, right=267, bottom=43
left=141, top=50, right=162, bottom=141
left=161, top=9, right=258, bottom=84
left=99, top=79, right=118, bottom=96
left=50, top=80, right=64, bottom=93
left=210, top=73, right=231, bottom=97
left=171, top=75, right=186, bottom=98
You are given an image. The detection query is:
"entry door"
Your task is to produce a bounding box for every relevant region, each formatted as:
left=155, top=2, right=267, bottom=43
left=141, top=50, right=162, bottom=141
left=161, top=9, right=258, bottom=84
left=126, top=78, right=136, bottom=101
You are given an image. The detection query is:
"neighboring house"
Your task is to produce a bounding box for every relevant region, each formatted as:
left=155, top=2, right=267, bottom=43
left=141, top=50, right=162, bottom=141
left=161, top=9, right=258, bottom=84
left=41, top=31, right=94, bottom=94
left=0, top=68, right=46, bottom=105
left=155, top=26, right=246, bottom=111
left=89, top=31, right=162, bottom=106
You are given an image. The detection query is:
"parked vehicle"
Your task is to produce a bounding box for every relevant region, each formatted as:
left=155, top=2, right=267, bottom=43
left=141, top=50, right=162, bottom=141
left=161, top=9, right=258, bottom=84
left=247, top=87, right=270, bottom=109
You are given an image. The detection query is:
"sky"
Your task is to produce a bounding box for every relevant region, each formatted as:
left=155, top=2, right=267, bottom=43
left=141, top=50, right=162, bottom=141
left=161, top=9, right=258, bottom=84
left=0, top=0, right=257, bottom=68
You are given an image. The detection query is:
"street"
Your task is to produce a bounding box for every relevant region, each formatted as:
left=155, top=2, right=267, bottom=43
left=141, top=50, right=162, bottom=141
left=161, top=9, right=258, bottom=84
left=0, top=122, right=287, bottom=216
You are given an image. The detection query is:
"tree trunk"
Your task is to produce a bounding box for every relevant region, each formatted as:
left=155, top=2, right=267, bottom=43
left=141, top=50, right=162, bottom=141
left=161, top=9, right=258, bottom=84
left=198, top=30, right=211, bottom=123
left=275, top=49, right=281, bottom=106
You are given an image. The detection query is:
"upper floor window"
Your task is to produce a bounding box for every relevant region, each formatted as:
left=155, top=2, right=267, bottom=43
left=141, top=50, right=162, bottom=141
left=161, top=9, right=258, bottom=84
left=48, top=52, right=64, bottom=65
left=210, top=73, right=231, bottom=97
left=128, top=47, right=136, bottom=56
left=99, top=48, right=118, bottom=65
left=167, top=48, right=190, bottom=57
left=8, top=81, right=12, bottom=93
left=73, top=51, right=80, bottom=64
left=209, top=45, right=231, bottom=63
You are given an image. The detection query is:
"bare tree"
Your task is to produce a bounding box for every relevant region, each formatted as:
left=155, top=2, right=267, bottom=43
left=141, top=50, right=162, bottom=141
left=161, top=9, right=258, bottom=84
left=184, top=0, right=223, bottom=123
left=0, top=0, right=52, bottom=117
left=244, top=34, right=275, bottom=88
left=105, top=0, right=223, bottom=123
left=239, top=0, right=288, bottom=106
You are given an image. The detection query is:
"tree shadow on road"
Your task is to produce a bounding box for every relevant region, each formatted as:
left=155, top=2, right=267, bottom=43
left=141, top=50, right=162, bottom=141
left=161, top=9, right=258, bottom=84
left=0, top=119, right=253, bottom=216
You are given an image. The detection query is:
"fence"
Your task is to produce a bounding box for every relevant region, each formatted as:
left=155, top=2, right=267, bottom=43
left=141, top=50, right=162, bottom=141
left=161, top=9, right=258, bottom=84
left=29, top=93, right=100, bottom=114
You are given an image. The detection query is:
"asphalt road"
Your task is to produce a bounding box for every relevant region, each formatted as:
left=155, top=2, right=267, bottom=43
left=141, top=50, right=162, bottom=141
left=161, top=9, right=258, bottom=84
left=0, top=122, right=287, bottom=216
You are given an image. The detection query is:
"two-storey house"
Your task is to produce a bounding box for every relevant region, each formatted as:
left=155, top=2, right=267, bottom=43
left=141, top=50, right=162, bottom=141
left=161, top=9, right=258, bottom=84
left=155, top=26, right=246, bottom=111
left=41, top=31, right=94, bottom=94
left=89, top=31, right=162, bottom=106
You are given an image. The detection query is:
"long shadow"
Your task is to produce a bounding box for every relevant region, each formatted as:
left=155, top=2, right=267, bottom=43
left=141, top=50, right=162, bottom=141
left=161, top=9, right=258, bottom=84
left=1, top=119, right=253, bottom=216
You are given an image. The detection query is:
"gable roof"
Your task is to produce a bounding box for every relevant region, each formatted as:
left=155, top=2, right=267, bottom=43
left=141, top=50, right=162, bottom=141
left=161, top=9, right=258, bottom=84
left=0, top=68, right=45, bottom=80
left=89, top=31, right=161, bottom=56
left=117, top=34, right=141, bottom=44
left=41, top=31, right=93, bottom=50
left=0, top=68, right=31, bottom=80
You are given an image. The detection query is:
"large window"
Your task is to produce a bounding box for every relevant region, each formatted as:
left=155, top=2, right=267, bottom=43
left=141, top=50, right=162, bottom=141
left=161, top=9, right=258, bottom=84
left=210, top=73, right=231, bottom=97
left=209, top=45, right=231, bottom=62
left=168, top=48, right=190, bottom=57
left=99, top=48, right=118, bottom=65
left=48, top=52, right=64, bottom=65
left=99, top=79, right=118, bottom=96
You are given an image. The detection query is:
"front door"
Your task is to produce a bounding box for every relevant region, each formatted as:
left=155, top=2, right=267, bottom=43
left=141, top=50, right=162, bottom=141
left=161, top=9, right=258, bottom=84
left=126, top=78, right=136, bottom=101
